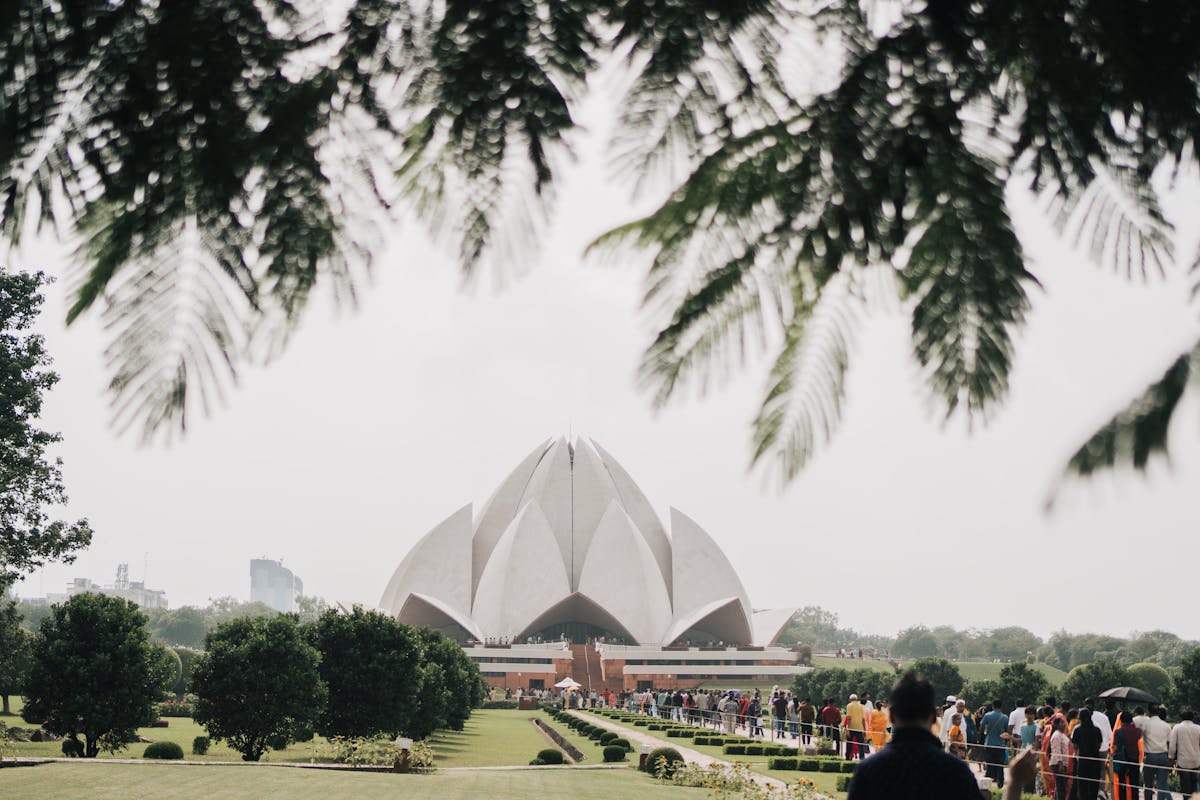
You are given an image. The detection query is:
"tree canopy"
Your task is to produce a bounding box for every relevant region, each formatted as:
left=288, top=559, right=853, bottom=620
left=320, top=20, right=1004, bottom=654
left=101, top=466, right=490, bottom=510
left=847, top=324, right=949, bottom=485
left=0, top=271, right=92, bottom=588
left=190, top=615, right=325, bottom=761
left=306, top=607, right=423, bottom=740
left=4, top=2, right=1198, bottom=482
left=0, top=597, right=33, bottom=714
left=22, top=592, right=173, bottom=757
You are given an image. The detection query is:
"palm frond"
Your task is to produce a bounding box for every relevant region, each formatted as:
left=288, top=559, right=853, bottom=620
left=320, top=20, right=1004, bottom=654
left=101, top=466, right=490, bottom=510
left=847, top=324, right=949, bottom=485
left=1062, top=339, right=1200, bottom=478
left=79, top=214, right=249, bottom=442
left=1042, top=162, right=1175, bottom=280
left=393, top=0, right=593, bottom=276
left=606, top=0, right=792, bottom=192
left=751, top=269, right=867, bottom=483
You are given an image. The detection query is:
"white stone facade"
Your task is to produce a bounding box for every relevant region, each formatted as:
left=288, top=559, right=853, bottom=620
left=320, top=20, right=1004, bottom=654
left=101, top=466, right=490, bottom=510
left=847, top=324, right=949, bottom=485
left=379, top=436, right=795, bottom=646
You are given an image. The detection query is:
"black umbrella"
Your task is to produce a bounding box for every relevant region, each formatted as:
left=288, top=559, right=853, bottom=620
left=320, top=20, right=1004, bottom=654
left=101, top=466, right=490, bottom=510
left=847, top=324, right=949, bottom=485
left=1098, top=686, right=1160, bottom=705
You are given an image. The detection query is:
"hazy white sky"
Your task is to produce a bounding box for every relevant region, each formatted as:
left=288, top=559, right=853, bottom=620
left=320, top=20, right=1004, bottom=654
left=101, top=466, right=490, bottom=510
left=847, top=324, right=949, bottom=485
left=14, top=83, right=1200, bottom=643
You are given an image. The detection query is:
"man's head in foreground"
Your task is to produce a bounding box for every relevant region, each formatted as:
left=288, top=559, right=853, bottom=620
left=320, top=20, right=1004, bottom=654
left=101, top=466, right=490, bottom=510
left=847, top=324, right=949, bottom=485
left=889, top=671, right=937, bottom=729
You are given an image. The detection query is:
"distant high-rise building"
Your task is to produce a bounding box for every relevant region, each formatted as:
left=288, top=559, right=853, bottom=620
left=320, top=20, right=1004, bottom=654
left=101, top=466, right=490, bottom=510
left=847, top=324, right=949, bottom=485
left=250, top=558, right=303, bottom=613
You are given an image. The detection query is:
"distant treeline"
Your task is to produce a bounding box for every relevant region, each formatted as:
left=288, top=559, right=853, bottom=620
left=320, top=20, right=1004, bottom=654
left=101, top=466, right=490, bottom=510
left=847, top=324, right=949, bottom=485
left=775, top=607, right=1197, bottom=669
left=20, top=594, right=330, bottom=650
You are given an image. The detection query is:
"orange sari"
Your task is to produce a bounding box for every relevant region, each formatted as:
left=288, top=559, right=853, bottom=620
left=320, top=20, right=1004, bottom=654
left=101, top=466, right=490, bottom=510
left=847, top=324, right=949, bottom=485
left=868, top=708, right=888, bottom=748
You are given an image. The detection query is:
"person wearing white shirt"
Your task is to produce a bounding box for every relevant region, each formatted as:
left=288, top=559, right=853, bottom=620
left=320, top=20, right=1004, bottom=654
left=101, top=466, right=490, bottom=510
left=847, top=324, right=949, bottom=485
left=940, top=697, right=962, bottom=746
left=1169, top=709, right=1200, bottom=796
left=1088, top=703, right=1112, bottom=753
left=1139, top=707, right=1173, bottom=800
left=1007, top=699, right=1026, bottom=736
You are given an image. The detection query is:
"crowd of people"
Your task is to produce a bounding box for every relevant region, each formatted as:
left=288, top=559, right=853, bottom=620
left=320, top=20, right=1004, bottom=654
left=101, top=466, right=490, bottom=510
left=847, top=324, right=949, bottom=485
left=538, top=676, right=1200, bottom=800
left=928, top=693, right=1200, bottom=800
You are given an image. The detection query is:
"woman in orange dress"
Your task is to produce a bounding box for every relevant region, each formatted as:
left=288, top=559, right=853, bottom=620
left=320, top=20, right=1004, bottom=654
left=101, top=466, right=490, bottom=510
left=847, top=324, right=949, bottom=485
left=868, top=700, right=889, bottom=749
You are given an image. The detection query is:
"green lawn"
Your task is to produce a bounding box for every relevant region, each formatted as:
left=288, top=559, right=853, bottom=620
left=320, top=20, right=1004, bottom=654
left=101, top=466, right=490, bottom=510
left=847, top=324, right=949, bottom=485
left=3, top=703, right=563, bottom=768
left=951, top=661, right=1067, bottom=685
left=0, top=761, right=700, bottom=800
left=428, top=710, right=568, bottom=767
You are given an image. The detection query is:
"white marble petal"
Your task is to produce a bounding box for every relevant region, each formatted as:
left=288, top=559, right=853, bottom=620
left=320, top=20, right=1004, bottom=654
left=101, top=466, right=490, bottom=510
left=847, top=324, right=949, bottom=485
left=588, top=438, right=673, bottom=593
left=471, top=501, right=571, bottom=638
left=670, top=507, right=752, bottom=625
left=577, top=501, right=674, bottom=644
left=751, top=608, right=800, bottom=647
left=472, top=438, right=552, bottom=593
left=379, top=504, right=473, bottom=616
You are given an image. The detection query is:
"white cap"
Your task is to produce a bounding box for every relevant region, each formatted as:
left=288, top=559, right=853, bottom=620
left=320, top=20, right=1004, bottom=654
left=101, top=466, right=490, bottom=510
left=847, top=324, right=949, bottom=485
left=946, top=695, right=957, bottom=703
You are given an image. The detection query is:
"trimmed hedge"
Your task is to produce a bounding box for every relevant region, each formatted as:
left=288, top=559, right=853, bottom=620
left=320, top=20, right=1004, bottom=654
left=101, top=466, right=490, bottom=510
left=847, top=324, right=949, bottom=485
left=769, top=756, right=799, bottom=770
left=192, top=736, right=210, bottom=756
left=744, top=745, right=763, bottom=756
left=798, top=758, right=821, bottom=771
left=481, top=700, right=519, bottom=709
left=602, top=745, right=628, bottom=763
left=611, top=737, right=632, bottom=751
left=842, top=761, right=858, bottom=774
left=598, top=731, right=617, bottom=745
left=837, top=776, right=852, bottom=792
left=143, top=741, right=184, bottom=760
left=723, top=744, right=746, bottom=755
left=643, top=746, right=685, bottom=778
left=819, top=760, right=842, bottom=772
left=537, top=748, right=565, bottom=765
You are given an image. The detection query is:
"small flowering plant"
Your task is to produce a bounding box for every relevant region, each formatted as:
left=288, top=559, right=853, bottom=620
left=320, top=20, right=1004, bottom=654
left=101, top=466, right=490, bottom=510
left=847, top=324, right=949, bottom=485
left=668, top=761, right=825, bottom=800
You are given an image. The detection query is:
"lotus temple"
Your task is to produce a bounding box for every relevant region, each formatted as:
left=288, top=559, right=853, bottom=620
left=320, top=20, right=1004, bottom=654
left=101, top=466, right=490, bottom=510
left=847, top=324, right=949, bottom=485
left=379, top=436, right=807, bottom=692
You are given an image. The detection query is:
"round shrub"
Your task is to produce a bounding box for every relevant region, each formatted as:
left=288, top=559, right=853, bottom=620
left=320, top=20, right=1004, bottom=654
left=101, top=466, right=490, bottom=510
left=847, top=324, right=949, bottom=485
left=603, top=745, right=628, bottom=763
left=643, top=746, right=684, bottom=778
left=192, top=736, right=210, bottom=756
left=611, top=737, right=632, bottom=751
left=537, top=748, right=565, bottom=765
left=598, top=731, right=617, bottom=745
left=144, top=741, right=185, bottom=760
left=529, top=758, right=546, bottom=765
left=61, top=738, right=84, bottom=758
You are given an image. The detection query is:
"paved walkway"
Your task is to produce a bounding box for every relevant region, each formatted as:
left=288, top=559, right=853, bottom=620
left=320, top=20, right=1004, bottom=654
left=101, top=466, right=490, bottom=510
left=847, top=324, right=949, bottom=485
left=564, top=710, right=797, bottom=793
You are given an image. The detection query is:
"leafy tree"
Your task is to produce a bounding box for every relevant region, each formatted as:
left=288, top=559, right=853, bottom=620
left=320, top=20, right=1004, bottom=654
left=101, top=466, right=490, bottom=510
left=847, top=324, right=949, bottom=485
left=1116, top=632, right=1192, bottom=668
left=305, top=607, right=422, bottom=739
left=1059, top=661, right=1131, bottom=707
left=984, top=628, right=1043, bottom=662
left=907, top=658, right=964, bottom=701
left=0, top=599, right=33, bottom=714
left=793, top=667, right=897, bottom=709
left=149, top=607, right=208, bottom=649
left=22, top=593, right=173, bottom=757
left=995, top=664, right=1052, bottom=709
left=959, top=679, right=1004, bottom=713
left=8, top=4, right=1198, bottom=479
left=1124, top=663, right=1173, bottom=704
left=412, top=627, right=486, bottom=735
left=0, top=271, right=92, bottom=588
left=893, top=626, right=939, bottom=659
left=173, top=647, right=204, bottom=698
left=1175, top=647, right=1200, bottom=714
left=190, top=615, right=326, bottom=761
left=295, top=595, right=330, bottom=624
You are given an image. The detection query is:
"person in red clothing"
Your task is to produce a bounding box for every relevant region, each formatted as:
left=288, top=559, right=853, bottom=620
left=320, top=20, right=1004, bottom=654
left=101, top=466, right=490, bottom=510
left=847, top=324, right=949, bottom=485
left=821, top=698, right=843, bottom=756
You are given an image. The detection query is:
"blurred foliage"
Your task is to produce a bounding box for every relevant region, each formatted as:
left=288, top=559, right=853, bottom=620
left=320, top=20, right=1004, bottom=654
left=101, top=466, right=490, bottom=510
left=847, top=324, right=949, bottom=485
left=2, top=1, right=1199, bottom=479
left=0, top=272, right=91, bottom=587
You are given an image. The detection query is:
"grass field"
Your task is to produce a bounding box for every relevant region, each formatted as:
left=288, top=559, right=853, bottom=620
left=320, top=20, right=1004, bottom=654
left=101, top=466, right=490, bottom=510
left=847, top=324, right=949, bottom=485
left=429, top=710, right=572, bottom=767
left=0, top=761, right=699, bottom=800
left=2, top=703, right=570, bottom=768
